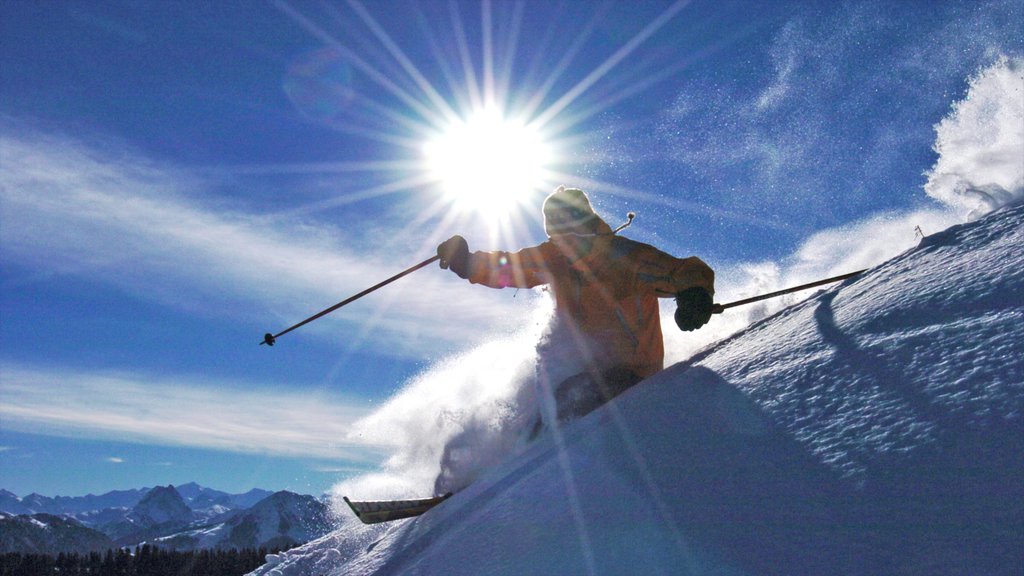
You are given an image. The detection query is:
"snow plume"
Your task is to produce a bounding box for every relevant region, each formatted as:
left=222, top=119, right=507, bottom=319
left=925, top=55, right=1024, bottom=218
left=331, top=299, right=555, bottom=501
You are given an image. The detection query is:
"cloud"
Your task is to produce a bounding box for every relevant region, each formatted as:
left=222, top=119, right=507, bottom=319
left=924, top=55, right=1024, bottom=218
left=310, top=464, right=375, bottom=474
left=0, top=362, right=390, bottom=462
left=0, top=119, right=529, bottom=358
left=105, top=457, right=125, bottom=464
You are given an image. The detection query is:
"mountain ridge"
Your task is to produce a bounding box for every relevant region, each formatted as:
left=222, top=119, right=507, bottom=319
left=0, top=483, right=332, bottom=555
left=0, top=483, right=275, bottom=518
left=0, top=513, right=114, bottom=555
left=153, top=491, right=332, bottom=552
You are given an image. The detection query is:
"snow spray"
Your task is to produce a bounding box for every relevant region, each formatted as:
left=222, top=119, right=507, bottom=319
left=925, top=55, right=1024, bottom=218
left=331, top=297, right=578, bottom=501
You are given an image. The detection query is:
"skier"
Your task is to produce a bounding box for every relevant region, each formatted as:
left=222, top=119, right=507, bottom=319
left=437, top=186, right=715, bottom=424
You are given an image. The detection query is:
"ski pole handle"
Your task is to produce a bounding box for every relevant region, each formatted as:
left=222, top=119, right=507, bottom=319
left=261, top=255, right=441, bottom=346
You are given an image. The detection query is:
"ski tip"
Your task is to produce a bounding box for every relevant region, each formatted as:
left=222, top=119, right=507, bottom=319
left=343, top=493, right=453, bottom=525
left=341, top=496, right=363, bottom=522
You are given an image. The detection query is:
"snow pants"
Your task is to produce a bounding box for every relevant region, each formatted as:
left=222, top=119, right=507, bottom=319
left=554, top=366, right=644, bottom=422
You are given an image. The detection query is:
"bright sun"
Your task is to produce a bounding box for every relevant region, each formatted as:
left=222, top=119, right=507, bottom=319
left=423, top=107, right=554, bottom=220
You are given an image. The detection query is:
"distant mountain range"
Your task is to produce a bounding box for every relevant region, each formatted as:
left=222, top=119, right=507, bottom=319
left=0, top=483, right=271, bottom=517
left=0, top=513, right=114, bottom=555
left=0, top=484, right=334, bottom=555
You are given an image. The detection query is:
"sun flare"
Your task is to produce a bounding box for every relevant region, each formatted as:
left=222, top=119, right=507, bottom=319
left=423, top=107, right=554, bottom=220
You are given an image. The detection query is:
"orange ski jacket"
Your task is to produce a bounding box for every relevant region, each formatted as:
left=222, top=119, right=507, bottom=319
left=463, top=225, right=714, bottom=378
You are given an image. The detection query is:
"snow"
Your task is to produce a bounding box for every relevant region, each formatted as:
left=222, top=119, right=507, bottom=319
left=29, top=517, right=48, bottom=530
left=925, top=56, right=1024, bottom=219
left=153, top=522, right=230, bottom=549
left=250, top=203, right=1022, bottom=576
left=250, top=61, right=1023, bottom=574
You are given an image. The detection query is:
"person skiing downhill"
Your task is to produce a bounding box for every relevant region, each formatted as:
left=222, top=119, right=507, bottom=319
left=437, top=186, right=715, bottom=424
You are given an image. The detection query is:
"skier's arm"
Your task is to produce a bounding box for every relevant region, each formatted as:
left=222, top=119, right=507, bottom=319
left=632, top=243, right=715, bottom=331
left=632, top=243, right=715, bottom=296
left=464, top=244, right=552, bottom=289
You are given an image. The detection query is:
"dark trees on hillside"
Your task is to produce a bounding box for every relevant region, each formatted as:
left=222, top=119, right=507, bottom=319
left=0, top=545, right=285, bottom=576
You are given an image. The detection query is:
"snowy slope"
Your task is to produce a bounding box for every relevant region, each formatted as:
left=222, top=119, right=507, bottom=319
left=255, top=203, right=1022, bottom=576
left=0, top=513, right=115, bottom=554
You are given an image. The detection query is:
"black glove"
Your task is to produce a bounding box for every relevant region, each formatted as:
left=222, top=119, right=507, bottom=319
left=675, top=287, right=713, bottom=331
left=437, top=235, right=470, bottom=279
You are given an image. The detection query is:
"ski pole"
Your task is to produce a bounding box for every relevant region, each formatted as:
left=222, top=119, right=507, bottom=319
left=711, top=269, right=866, bottom=314
left=261, top=255, right=441, bottom=346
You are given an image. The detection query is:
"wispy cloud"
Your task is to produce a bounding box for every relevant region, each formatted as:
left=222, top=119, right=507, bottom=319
left=309, top=464, right=376, bottom=474
left=0, top=362, right=391, bottom=462
left=0, top=119, right=530, bottom=358
left=105, top=457, right=125, bottom=464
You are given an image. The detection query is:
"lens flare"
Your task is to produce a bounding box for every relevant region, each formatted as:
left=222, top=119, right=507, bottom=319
left=283, top=48, right=356, bottom=122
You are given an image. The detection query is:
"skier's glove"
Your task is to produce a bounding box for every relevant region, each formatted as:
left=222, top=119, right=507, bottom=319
left=437, top=235, right=471, bottom=279
left=675, top=287, right=713, bottom=331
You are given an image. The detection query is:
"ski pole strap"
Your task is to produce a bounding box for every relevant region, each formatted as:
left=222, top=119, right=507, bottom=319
left=711, top=269, right=867, bottom=314
left=261, top=255, right=441, bottom=346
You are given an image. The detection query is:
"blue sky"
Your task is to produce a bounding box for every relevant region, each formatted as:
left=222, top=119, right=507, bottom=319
left=1, top=0, right=1021, bottom=498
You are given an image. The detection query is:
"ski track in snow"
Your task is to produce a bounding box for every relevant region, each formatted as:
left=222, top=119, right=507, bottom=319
left=253, top=205, right=1023, bottom=575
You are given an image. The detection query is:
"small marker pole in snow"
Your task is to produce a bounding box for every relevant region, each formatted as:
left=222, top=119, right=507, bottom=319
left=711, top=269, right=867, bottom=314
left=261, top=255, right=441, bottom=347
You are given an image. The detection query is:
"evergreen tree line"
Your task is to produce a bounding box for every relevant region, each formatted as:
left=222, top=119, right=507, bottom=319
left=0, top=544, right=288, bottom=576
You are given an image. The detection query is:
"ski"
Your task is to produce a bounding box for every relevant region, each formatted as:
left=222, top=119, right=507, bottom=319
left=343, top=493, right=452, bottom=524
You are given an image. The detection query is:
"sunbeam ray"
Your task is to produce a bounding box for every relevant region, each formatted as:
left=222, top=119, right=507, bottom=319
left=275, top=173, right=435, bottom=219
left=273, top=0, right=445, bottom=126
left=534, top=0, right=692, bottom=130
left=520, top=2, right=612, bottom=121
left=204, top=160, right=417, bottom=177
left=538, top=369, right=598, bottom=576
left=449, top=0, right=484, bottom=112
left=482, top=0, right=495, bottom=106
left=338, top=92, right=440, bottom=142
left=544, top=20, right=763, bottom=140
left=600, top=400, right=701, bottom=572
left=493, top=0, right=527, bottom=109
left=346, top=0, right=460, bottom=126
left=414, top=7, right=475, bottom=116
